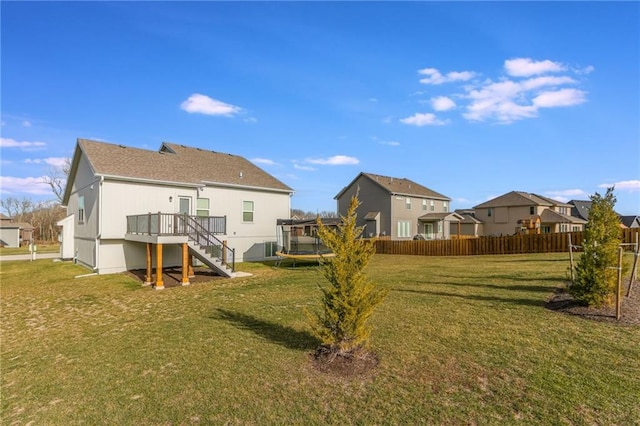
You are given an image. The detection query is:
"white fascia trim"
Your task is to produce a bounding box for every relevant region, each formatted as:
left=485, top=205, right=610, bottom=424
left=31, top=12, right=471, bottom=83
left=391, top=192, right=450, bottom=201
left=98, top=174, right=202, bottom=189
left=200, top=180, right=294, bottom=194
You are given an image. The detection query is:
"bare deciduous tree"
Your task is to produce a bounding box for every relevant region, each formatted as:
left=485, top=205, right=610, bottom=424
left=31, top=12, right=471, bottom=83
left=42, top=157, right=71, bottom=204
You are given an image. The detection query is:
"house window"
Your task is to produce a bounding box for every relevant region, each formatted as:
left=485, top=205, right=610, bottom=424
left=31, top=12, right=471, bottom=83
left=406, top=197, right=411, bottom=210
left=243, top=201, right=254, bottom=222
left=541, top=226, right=551, bottom=234
left=530, top=206, right=535, bottom=215
left=430, top=200, right=435, bottom=211
left=560, top=224, right=568, bottom=232
left=572, top=226, right=580, bottom=232
left=443, top=201, right=448, bottom=212
left=437, top=221, right=442, bottom=233
left=78, top=196, right=85, bottom=224
left=422, top=200, right=427, bottom=211
left=196, top=198, right=210, bottom=217
left=264, top=241, right=278, bottom=257
left=397, top=220, right=411, bottom=238
left=488, top=208, right=493, bottom=217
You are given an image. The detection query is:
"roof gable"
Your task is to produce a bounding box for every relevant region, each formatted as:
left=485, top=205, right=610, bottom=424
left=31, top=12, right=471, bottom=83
left=63, top=139, right=293, bottom=204
left=335, top=172, right=450, bottom=200
left=474, top=191, right=553, bottom=209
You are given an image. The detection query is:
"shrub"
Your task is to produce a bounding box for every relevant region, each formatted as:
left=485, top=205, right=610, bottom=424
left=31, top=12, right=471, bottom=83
left=307, top=195, right=387, bottom=356
left=570, top=187, right=621, bottom=307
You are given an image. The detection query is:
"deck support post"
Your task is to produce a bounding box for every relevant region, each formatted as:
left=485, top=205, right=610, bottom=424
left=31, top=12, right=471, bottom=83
left=155, top=243, right=164, bottom=290
left=188, top=254, right=195, bottom=277
left=181, top=243, right=190, bottom=286
left=143, top=243, right=153, bottom=286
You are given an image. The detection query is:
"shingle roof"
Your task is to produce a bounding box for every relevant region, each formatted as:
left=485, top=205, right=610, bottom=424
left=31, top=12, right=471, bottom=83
left=569, top=200, right=591, bottom=221
left=73, top=139, right=293, bottom=193
left=418, top=212, right=463, bottom=221
left=474, top=191, right=553, bottom=209
left=335, top=172, right=450, bottom=200
left=619, top=215, right=640, bottom=228
left=540, top=208, right=587, bottom=224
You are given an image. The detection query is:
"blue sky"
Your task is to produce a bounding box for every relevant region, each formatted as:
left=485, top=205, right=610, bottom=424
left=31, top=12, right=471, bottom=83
left=1, top=2, right=639, bottom=215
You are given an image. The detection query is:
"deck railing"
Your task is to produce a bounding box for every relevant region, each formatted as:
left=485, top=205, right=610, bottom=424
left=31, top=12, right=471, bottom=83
left=126, top=213, right=226, bottom=236
left=126, top=213, right=234, bottom=272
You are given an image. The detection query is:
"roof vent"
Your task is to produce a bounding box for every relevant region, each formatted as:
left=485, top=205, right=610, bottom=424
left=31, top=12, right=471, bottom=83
left=239, top=172, right=243, bottom=179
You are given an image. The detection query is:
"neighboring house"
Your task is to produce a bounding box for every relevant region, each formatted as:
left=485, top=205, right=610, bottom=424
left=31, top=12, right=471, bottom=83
left=453, top=209, right=484, bottom=238
left=474, top=191, right=586, bottom=236
left=59, top=139, right=293, bottom=278
left=335, top=172, right=461, bottom=240
left=0, top=214, right=35, bottom=247
left=620, top=215, right=640, bottom=228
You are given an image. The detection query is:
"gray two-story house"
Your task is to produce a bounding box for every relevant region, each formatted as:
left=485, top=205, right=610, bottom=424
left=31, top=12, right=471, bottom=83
left=335, top=172, right=461, bottom=240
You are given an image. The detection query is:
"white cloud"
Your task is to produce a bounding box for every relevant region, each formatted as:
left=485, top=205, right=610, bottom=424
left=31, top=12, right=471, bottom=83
left=0, top=176, right=53, bottom=196
left=24, top=157, right=70, bottom=168
left=306, top=155, right=359, bottom=166
left=599, top=180, right=640, bottom=191
left=293, top=164, right=317, bottom=171
left=180, top=93, right=242, bottom=116
left=400, top=112, right=447, bottom=126
left=250, top=158, right=277, bottom=166
left=533, top=88, right=587, bottom=108
left=504, top=58, right=566, bottom=77
left=463, top=76, right=586, bottom=123
left=21, top=120, right=32, bottom=127
left=574, top=65, right=595, bottom=75
left=418, top=68, right=476, bottom=85
left=411, top=58, right=590, bottom=125
left=0, top=138, right=46, bottom=150
left=371, top=136, right=400, bottom=146
left=545, top=189, right=588, bottom=202
left=431, top=96, right=456, bottom=111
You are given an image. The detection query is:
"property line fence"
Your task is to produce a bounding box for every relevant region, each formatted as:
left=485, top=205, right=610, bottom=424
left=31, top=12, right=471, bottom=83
left=374, top=228, right=640, bottom=257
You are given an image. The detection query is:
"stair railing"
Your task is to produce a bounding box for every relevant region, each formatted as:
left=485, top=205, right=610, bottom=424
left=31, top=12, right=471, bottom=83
left=180, top=214, right=235, bottom=272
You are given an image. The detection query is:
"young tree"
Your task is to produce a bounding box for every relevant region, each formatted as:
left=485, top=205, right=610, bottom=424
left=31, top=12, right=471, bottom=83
left=307, top=195, right=387, bottom=357
left=570, top=187, right=621, bottom=307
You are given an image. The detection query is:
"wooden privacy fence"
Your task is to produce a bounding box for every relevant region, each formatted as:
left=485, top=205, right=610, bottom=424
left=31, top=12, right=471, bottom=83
left=374, top=228, right=640, bottom=257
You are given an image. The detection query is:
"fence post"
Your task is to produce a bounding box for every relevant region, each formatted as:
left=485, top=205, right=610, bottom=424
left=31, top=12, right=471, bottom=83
left=568, top=233, right=575, bottom=284
left=616, top=246, right=623, bottom=321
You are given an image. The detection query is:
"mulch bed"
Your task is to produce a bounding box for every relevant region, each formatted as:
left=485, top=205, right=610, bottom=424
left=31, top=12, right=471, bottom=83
left=546, top=279, right=640, bottom=325
left=311, top=346, right=380, bottom=378
left=126, top=267, right=226, bottom=288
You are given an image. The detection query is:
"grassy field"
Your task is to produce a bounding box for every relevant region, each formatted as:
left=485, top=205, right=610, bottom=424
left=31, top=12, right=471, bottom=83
left=2, top=254, right=639, bottom=425
left=0, top=242, right=60, bottom=256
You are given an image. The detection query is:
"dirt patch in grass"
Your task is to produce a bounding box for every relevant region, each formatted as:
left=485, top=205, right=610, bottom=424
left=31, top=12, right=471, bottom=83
left=310, top=346, right=380, bottom=379
left=546, top=280, right=640, bottom=325
left=126, top=267, right=226, bottom=288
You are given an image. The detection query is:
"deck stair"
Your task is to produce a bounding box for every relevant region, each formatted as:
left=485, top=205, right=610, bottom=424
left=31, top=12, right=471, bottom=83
left=183, top=215, right=235, bottom=278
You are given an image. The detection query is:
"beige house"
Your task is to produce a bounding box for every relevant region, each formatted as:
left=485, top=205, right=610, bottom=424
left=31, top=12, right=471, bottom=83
left=60, top=139, right=293, bottom=283
left=474, top=191, right=586, bottom=236
left=335, top=172, right=462, bottom=240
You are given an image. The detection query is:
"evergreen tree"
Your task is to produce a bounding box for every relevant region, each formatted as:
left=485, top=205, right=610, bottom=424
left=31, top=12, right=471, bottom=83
left=570, top=187, right=621, bottom=307
left=308, top=195, right=387, bottom=356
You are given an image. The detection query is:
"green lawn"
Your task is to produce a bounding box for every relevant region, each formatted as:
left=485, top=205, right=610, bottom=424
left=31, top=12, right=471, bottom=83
left=0, top=242, right=60, bottom=256
left=2, top=254, right=638, bottom=424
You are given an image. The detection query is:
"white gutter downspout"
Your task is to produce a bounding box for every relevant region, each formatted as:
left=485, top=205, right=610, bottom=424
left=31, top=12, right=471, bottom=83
left=94, top=175, right=104, bottom=273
